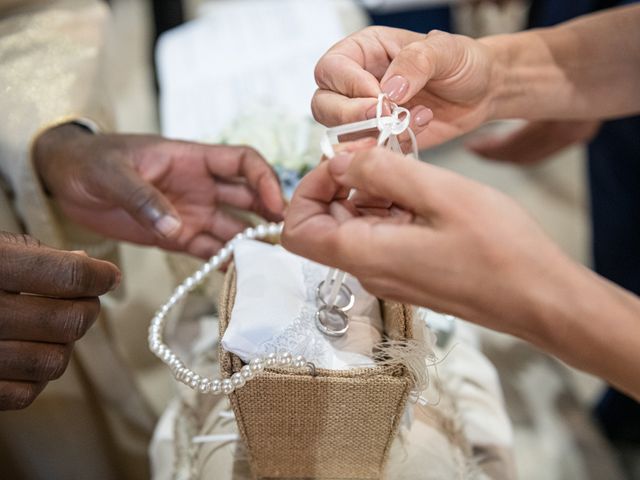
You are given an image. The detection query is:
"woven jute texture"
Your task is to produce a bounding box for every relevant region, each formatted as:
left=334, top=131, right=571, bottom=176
left=219, top=266, right=414, bottom=480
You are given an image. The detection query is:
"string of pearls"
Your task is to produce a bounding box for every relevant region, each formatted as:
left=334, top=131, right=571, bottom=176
left=148, top=222, right=309, bottom=395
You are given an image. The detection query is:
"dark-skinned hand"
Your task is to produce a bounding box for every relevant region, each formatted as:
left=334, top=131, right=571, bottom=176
left=0, top=231, right=120, bottom=410
left=34, top=124, right=285, bottom=259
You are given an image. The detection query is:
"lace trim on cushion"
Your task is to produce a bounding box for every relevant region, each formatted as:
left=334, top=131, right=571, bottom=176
left=257, top=260, right=334, bottom=364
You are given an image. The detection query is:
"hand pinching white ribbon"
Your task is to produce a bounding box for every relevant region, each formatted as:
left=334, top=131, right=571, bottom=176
left=320, top=93, right=419, bottom=159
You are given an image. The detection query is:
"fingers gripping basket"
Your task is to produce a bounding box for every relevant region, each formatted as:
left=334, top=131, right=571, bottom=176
left=219, top=266, right=415, bottom=480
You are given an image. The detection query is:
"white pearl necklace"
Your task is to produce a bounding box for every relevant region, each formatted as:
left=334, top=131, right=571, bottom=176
left=148, top=222, right=309, bottom=395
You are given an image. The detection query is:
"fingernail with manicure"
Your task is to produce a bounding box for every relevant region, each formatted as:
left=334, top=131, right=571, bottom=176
left=382, top=76, right=409, bottom=103
left=155, top=215, right=182, bottom=238
left=329, top=152, right=354, bottom=176
left=414, top=107, right=434, bottom=128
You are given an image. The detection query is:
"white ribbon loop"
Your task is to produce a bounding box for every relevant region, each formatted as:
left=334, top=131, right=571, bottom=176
left=323, top=93, right=419, bottom=159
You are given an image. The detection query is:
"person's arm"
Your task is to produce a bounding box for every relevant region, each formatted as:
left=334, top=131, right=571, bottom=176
left=282, top=148, right=640, bottom=400
left=536, top=258, right=640, bottom=400
left=484, top=4, right=640, bottom=121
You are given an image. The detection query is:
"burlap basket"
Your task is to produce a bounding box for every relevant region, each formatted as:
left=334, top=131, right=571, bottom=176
left=219, top=266, right=415, bottom=480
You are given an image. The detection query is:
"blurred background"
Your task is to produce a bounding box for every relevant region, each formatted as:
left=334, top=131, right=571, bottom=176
left=105, top=0, right=638, bottom=478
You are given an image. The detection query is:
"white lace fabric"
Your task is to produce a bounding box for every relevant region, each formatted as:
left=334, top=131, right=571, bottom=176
left=220, top=240, right=383, bottom=369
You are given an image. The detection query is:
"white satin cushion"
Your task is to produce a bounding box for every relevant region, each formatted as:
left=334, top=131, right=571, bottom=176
left=221, top=240, right=383, bottom=369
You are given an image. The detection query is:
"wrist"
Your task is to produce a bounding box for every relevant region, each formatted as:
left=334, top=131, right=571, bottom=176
left=479, top=33, right=531, bottom=122
left=478, top=35, right=510, bottom=123
left=520, top=255, right=620, bottom=361
left=518, top=257, right=587, bottom=351
left=479, top=31, right=559, bottom=122
left=525, top=260, right=640, bottom=398
left=33, top=123, right=93, bottom=194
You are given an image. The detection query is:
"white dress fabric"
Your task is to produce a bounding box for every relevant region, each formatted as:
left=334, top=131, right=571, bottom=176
left=220, top=239, right=383, bottom=369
